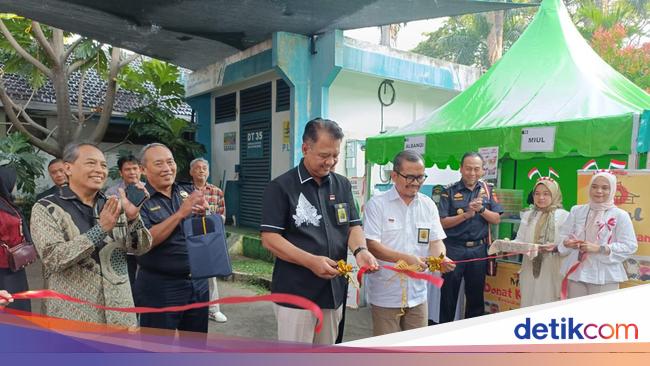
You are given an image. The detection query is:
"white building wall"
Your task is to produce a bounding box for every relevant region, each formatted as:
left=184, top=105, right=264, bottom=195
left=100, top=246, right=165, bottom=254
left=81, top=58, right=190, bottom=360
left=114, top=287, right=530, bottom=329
left=328, top=70, right=461, bottom=187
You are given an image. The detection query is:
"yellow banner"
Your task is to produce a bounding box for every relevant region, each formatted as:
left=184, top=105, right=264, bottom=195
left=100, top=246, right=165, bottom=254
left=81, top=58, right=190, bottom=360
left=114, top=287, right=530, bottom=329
left=577, top=170, right=650, bottom=284
left=484, top=262, right=521, bottom=313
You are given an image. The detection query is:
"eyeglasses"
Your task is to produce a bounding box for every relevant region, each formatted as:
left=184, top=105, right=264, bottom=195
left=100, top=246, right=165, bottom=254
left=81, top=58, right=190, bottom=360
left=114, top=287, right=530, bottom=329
left=395, top=171, right=427, bottom=184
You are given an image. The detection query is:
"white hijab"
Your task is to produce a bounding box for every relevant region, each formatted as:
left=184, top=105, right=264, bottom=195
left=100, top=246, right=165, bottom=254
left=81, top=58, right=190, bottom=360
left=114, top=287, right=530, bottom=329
left=585, top=171, right=616, bottom=243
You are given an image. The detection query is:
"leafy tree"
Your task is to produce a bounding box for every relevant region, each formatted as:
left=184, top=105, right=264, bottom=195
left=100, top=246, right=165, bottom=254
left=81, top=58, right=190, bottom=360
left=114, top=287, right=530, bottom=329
left=411, top=0, right=650, bottom=91
left=120, top=59, right=204, bottom=179
left=573, top=0, right=637, bottom=40
left=0, top=14, right=138, bottom=157
left=411, top=8, right=534, bottom=68
left=591, top=24, right=650, bottom=91
left=0, top=132, right=46, bottom=194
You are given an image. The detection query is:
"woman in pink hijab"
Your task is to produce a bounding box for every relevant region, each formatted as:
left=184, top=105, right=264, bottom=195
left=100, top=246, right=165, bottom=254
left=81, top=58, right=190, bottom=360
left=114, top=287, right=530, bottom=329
left=557, top=171, right=637, bottom=298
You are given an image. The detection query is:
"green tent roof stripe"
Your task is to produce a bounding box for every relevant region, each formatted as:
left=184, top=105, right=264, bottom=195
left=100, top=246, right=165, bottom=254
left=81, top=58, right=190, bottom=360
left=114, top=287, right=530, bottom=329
left=366, top=0, right=650, bottom=166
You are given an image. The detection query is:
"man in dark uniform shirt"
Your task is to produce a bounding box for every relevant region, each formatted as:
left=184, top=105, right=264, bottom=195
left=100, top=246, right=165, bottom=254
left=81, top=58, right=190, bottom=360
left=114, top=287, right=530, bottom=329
left=36, top=158, right=67, bottom=200
left=135, top=143, right=210, bottom=334
left=260, top=118, right=379, bottom=344
left=438, top=152, right=503, bottom=323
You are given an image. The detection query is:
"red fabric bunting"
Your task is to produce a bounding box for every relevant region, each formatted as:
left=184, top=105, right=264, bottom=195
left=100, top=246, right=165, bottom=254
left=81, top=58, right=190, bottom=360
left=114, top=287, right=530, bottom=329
left=6, top=290, right=324, bottom=332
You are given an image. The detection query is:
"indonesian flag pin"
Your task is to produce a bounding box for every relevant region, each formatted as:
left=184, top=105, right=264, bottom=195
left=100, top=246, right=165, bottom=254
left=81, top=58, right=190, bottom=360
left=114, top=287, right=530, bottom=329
left=329, top=194, right=336, bottom=201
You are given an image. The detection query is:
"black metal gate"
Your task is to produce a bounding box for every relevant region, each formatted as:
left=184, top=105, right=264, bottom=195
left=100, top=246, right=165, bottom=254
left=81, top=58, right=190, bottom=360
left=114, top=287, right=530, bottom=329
left=238, top=82, right=272, bottom=227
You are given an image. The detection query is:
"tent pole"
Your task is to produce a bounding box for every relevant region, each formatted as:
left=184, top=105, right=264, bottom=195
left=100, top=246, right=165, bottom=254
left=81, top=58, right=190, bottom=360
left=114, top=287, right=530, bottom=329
left=365, top=161, right=373, bottom=203
left=629, top=114, right=640, bottom=169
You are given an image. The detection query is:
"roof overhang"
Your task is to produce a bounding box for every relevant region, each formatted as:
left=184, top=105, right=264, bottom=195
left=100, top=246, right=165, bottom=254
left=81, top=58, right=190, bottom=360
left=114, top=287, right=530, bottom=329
left=0, top=0, right=539, bottom=70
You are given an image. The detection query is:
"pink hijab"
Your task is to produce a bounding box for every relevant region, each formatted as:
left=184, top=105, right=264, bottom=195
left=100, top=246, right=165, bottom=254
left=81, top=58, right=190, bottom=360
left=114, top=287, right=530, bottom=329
left=585, top=171, right=617, bottom=243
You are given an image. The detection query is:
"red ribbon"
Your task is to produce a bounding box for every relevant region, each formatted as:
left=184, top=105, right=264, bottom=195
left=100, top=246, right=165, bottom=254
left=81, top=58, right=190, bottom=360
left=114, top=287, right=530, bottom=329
left=356, top=250, right=538, bottom=288
left=357, top=265, right=444, bottom=288
left=5, top=290, right=324, bottom=332
left=561, top=255, right=586, bottom=300
left=598, top=217, right=617, bottom=244
left=448, top=252, right=525, bottom=264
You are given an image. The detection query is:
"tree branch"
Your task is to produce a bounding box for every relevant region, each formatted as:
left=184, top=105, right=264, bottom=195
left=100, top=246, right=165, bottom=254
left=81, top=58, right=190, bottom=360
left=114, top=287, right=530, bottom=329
left=0, top=19, right=53, bottom=78
left=68, top=59, right=87, bottom=74
left=0, top=83, right=59, bottom=155
left=119, top=52, right=140, bottom=69
left=52, top=28, right=65, bottom=60
left=31, top=21, right=57, bottom=62
left=90, top=47, right=122, bottom=143
left=63, top=37, right=84, bottom=62
left=73, top=120, right=85, bottom=142
left=2, top=89, right=54, bottom=137
left=18, top=108, right=54, bottom=137
left=77, top=69, right=87, bottom=124
left=103, top=139, right=133, bottom=153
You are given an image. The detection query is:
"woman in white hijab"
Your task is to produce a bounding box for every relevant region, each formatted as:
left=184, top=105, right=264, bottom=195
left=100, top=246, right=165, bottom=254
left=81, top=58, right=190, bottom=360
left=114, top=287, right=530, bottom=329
left=515, top=178, right=569, bottom=307
left=557, top=171, right=637, bottom=298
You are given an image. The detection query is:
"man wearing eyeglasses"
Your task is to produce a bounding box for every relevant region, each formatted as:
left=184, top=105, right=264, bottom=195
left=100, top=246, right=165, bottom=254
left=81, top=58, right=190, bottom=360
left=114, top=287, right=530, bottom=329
left=363, top=150, right=454, bottom=335
left=438, top=152, right=503, bottom=323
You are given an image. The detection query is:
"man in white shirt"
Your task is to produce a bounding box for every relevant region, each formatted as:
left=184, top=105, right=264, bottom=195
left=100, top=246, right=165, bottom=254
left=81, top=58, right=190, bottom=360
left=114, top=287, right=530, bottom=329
left=364, top=150, right=455, bottom=336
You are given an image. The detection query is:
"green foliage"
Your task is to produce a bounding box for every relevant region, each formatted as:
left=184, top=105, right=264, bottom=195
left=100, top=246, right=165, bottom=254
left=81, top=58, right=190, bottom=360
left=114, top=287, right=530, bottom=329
left=411, top=0, right=650, bottom=90
left=0, top=132, right=46, bottom=194
left=0, top=15, right=53, bottom=89
left=411, top=7, right=535, bottom=68
left=231, top=256, right=274, bottom=279
left=412, top=14, right=490, bottom=67
left=118, top=59, right=184, bottom=109
left=591, top=24, right=650, bottom=92
left=121, top=59, right=204, bottom=179
left=0, top=15, right=111, bottom=89
left=573, top=0, right=637, bottom=40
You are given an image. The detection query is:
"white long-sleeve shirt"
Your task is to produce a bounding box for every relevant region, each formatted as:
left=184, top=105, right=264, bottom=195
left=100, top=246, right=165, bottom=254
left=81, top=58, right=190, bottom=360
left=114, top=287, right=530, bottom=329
left=363, top=187, right=446, bottom=308
left=557, top=204, right=637, bottom=284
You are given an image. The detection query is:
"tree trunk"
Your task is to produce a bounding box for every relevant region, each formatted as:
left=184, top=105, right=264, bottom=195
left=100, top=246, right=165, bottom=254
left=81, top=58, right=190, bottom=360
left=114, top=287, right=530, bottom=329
left=380, top=25, right=392, bottom=47
left=51, top=63, right=74, bottom=151
left=486, top=10, right=504, bottom=67
left=91, top=47, right=121, bottom=143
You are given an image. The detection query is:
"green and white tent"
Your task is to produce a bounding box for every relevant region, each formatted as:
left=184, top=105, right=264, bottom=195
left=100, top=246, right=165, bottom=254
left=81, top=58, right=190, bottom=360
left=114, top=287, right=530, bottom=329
left=365, top=0, right=650, bottom=169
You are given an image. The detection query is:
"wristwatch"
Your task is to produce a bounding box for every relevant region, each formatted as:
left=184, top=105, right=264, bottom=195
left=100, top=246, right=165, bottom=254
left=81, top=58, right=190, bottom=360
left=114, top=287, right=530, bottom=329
left=353, top=247, right=368, bottom=256
left=598, top=246, right=609, bottom=255
left=478, top=206, right=486, bottom=214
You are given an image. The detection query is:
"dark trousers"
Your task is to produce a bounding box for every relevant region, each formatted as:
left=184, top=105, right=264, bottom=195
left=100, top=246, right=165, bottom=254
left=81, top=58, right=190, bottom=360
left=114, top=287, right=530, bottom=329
left=439, top=241, right=487, bottom=323
left=127, top=255, right=138, bottom=286
left=0, top=267, right=31, bottom=312
left=134, top=268, right=209, bottom=333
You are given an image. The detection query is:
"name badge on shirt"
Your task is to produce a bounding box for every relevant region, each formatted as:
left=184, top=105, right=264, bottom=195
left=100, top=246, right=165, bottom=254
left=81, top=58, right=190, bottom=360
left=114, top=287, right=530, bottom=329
left=418, top=228, right=429, bottom=244
left=335, top=203, right=349, bottom=225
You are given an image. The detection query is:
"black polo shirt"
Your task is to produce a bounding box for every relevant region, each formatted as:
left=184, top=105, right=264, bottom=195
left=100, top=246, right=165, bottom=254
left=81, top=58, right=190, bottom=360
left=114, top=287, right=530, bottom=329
left=36, top=185, right=108, bottom=260
left=36, top=185, right=61, bottom=201
left=260, top=160, right=361, bottom=309
left=439, top=180, right=504, bottom=241
left=138, top=182, right=194, bottom=276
